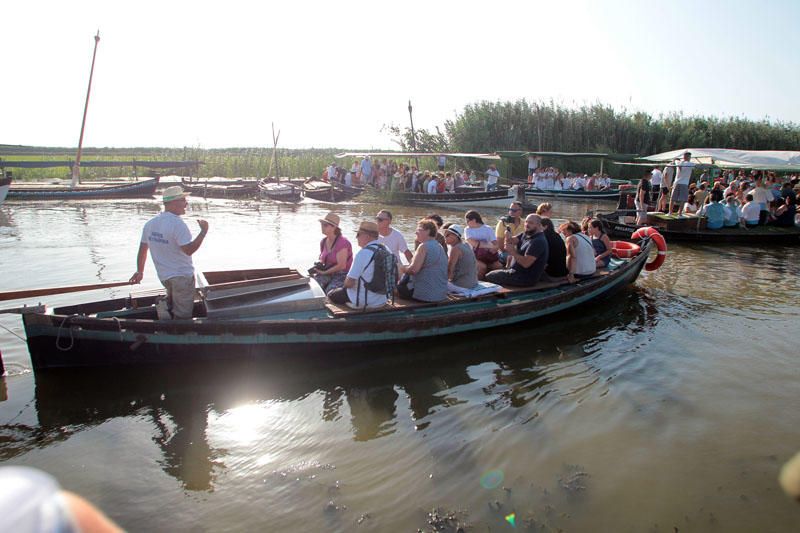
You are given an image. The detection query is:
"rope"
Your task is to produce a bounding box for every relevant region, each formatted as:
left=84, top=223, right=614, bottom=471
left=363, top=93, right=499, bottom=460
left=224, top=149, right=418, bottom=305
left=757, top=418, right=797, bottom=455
left=110, top=316, right=123, bottom=342
left=0, top=321, right=26, bottom=343
left=55, top=315, right=79, bottom=352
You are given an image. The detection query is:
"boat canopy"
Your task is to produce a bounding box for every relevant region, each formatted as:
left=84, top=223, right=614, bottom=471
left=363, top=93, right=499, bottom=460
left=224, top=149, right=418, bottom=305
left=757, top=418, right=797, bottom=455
left=635, top=148, right=800, bottom=171
left=0, top=160, right=203, bottom=169
left=335, top=152, right=501, bottom=160
left=496, top=151, right=639, bottom=161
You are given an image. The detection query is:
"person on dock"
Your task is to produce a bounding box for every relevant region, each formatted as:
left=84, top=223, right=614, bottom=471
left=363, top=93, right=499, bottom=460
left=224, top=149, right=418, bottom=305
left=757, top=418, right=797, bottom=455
left=129, top=185, right=208, bottom=319
left=650, top=166, right=663, bottom=203
left=485, top=214, right=549, bottom=287
left=635, top=170, right=652, bottom=225
left=360, top=156, right=373, bottom=186
left=328, top=221, right=393, bottom=309
left=376, top=210, right=413, bottom=264
left=437, top=154, right=447, bottom=171
left=496, top=202, right=525, bottom=266
left=669, top=151, right=695, bottom=216
left=659, top=164, right=674, bottom=212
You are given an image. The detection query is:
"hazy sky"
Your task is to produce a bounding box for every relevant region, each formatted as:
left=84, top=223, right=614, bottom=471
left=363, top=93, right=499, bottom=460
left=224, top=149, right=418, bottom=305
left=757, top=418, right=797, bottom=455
left=3, top=0, right=798, bottom=149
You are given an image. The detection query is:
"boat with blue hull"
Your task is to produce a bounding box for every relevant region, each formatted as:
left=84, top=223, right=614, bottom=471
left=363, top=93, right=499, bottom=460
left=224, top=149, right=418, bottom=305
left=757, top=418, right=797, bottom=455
left=0, top=173, right=10, bottom=204
left=17, top=243, right=652, bottom=371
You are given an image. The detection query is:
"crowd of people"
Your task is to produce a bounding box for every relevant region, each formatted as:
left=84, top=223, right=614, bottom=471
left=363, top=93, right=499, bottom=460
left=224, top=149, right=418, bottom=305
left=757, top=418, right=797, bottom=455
left=309, top=202, right=615, bottom=309
left=528, top=166, right=613, bottom=191
left=323, top=156, right=501, bottom=193
left=634, top=150, right=800, bottom=228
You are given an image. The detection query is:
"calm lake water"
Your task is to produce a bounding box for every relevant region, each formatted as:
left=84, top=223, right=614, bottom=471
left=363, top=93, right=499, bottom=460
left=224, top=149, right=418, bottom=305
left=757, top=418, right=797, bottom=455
left=1, top=196, right=799, bottom=532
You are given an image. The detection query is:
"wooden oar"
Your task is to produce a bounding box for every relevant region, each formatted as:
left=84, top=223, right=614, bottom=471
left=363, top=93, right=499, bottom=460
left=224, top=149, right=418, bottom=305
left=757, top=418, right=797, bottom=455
left=0, top=280, right=132, bottom=302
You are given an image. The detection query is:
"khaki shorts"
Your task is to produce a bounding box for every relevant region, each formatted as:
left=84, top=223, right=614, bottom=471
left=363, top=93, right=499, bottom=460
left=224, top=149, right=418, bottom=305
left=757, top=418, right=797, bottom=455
left=163, top=275, right=196, bottom=319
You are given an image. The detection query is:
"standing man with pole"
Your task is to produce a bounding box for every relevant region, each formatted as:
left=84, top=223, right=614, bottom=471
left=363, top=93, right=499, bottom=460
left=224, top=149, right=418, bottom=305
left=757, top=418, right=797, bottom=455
left=130, top=186, right=209, bottom=319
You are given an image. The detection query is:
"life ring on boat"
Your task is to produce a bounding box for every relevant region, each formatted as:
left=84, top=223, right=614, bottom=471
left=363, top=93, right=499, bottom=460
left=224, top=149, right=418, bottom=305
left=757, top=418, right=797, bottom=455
left=631, top=226, right=667, bottom=271
left=610, top=240, right=641, bottom=259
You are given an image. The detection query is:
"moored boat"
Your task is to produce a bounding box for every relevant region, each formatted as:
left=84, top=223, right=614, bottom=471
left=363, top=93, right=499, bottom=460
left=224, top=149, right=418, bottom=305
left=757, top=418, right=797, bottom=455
left=8, top=177, right=159, bottom=200
left=375, top=186, right=516, bottom=209
left=180, top=178, right=259, bottom=198
left=17, top=245, right=653, bottom=371
left=524, top=186, right=625, bottom=200
left=0, top=173, right=11, bottom=205
left=302, top=180, right=358, bottom=202
left=258, top=179, right=303, bottom=203
left=597, top=210, right=800, bottom=244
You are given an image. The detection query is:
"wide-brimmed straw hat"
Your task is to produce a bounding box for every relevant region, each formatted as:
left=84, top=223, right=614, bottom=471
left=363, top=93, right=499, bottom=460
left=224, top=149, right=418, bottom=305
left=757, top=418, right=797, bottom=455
left=162, top=185, right=190, bottom=203
left=356, top=220, right=379, bottom=235
left=318, top=212, right=340, bottom=228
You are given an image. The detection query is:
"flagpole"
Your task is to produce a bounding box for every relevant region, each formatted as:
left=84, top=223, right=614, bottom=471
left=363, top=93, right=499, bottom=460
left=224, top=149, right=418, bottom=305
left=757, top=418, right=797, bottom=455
left=72, top=30, right=100, bottom=188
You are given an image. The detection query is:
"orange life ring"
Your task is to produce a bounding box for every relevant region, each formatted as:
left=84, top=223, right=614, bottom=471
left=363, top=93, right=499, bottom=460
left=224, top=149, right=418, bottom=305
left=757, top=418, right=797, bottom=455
left=631, top=226, right=667, bottom=271
left=610, top=240, right=641, bottom=259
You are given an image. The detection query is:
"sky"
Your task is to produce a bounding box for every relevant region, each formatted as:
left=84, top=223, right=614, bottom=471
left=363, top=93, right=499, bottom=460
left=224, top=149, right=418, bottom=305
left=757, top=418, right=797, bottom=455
left=3, top=0, right=798, bottom=150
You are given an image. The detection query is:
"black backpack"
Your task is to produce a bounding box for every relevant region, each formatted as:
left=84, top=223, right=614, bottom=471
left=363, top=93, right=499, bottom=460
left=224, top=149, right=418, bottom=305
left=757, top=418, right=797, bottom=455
left=356, top=244, right=398, bottom=307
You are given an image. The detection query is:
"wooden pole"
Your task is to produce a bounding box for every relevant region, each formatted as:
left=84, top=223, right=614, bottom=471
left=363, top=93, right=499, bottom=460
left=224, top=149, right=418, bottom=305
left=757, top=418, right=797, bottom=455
left=72, top=31, right=101, bottom=188
left=408, top=100, right=420, bottom=171
left=0, top=280, right=132, bottom=302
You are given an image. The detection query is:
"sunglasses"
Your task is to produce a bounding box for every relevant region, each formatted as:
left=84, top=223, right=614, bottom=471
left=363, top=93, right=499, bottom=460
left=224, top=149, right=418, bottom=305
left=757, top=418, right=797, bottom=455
left=508, top=208, right=521, bottom=212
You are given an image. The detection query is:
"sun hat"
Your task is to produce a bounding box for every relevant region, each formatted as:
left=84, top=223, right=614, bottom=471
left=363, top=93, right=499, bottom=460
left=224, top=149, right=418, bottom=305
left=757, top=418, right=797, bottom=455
left=318, top=212, right=340, bottom=228
left=445, top=224, right=463, bottom=239
left=356, top=220, right=379, bottom=235
left=162, top=185, right=190, bottom=203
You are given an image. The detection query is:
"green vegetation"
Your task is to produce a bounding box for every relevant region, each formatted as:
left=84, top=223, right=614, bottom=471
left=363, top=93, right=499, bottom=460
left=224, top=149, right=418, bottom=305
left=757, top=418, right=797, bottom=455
left=4, top=100, right=799, bottom=180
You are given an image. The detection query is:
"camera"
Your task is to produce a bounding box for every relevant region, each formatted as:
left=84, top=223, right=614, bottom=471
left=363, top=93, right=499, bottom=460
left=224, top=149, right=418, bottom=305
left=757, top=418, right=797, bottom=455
left=308, top=261, right=325, bottom=275
left=502, top=215, right=514, bottom=224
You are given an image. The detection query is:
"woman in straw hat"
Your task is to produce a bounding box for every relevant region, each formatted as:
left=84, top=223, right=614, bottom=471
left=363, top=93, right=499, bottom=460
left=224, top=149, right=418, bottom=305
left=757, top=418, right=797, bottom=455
left=311, top=212, right=353, bottom=294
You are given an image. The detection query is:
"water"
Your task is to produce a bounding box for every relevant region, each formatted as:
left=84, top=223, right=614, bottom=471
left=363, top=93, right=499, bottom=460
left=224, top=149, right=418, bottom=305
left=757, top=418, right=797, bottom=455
left=1, top=197, right=799, bottom=532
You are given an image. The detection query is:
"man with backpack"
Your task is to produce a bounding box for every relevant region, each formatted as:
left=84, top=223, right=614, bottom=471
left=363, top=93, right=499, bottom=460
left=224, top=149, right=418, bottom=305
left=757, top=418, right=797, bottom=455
left=327, top=221, right=397, bottom=309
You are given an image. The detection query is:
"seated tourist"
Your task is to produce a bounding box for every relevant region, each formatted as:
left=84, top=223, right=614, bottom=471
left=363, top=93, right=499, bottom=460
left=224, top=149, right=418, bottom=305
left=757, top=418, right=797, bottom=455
left=464, top=210, right=503, bottom=279
left=740, top=194, right=760, bottom=227
left=540, top=218, right=568, bottom=280
left=485, top=214, right=549, bottom=287
left=683, top=191, right=699, bottom=215
left=771, top=195, right=797, bottom=227
left=398, top=219, right=448, bottom=302
left=700, top=189, right=726, bottom=229
left=328, top=221, right=393, bottom=308
left=311, top=212, right=353, bottom=294
left=443, top=224, right=478, bottom=290
left=588, top=220, right=612, bottom=268
left=559, top=220, right=596, bottom=283
left=496, top=202, right=525, bottom=266
left=723, top=194, right=740, bottom=227
left=536, top=202, right=553, bottom=219
left=414, top=213, right=448, bottom=253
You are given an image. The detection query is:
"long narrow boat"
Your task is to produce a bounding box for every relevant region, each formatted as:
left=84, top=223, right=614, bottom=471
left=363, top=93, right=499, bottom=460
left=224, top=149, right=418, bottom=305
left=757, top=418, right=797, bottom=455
left=302, top=180, right=359, bottom=202
left=375, top=187, right=515, bottom=209
left=523, top=187, right=624, bottom=200
left=17, top=245, right=652, bottom=371
left=180, top=178, right=259, bottom=198
left=0, top=174, right=11, bottom=205
left=8, top=177, right=159, bottom=200
left=597, top=210, right=800, bottom=244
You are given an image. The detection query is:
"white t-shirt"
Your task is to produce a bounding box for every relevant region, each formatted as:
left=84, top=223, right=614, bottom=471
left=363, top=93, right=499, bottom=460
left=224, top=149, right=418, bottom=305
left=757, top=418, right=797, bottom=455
left=662, top=166, right=674, bottom=188
left=528, top=156, right=539, bottom=170
left=741, top=202, right=760, bottom=222
left=378, top=228, right=409, bottom=264
left=675, top=161, right=695, bottom=186
left=427, top=179, right=438, bottom=194
left=326, top=165, right=337, bottom=180
left=141, top=212, right=194, bottom=282
left=486, top=169, right=500, bottom=185
left=346, top=240, right=388, bottom=308
left=750, top=186, right=773, bottom=205
left=651, top=168, right=663, bottom=186
left=464, top=224, right=496, bottom=244
left=438, top=155, right=447, bottom=167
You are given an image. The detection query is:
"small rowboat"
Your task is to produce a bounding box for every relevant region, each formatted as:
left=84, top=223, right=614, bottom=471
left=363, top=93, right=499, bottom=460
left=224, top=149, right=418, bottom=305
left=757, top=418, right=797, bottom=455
left=180, top=178, right=259, bottom=198
left=15, top=245, right=652, bottom=371
left=302, top=180, right=357, bottom=203
left=258, top=180, right=302, bottom=203
left=7, top=177, right=159, bottom=200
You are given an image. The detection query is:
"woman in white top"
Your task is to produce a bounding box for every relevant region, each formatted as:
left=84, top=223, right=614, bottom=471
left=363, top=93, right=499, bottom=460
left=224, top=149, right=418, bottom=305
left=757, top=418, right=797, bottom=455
left=683, top=191, right=699, bottom=215
left=464, top=209, right=502, bottom=279
left=558, top=220, right=596, bottom=283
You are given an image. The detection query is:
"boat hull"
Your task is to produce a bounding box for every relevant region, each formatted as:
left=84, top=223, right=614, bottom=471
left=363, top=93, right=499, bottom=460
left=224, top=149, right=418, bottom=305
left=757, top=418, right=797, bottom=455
left=598, top=211, right=800, bottom=244
left=181, top=179, right=259, bottom=198
left=21, top=245, right=650, bottom=370
left=0, top=176, right=10, bottom=204
left=377, top=188, right=514, bottom=209
left=8, top=178, right=159, bottom=200
left=524, top=188, right=620, bottom=200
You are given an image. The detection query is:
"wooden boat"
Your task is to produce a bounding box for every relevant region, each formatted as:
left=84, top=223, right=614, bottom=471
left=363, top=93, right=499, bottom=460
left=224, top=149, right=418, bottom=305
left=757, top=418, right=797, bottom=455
left=180, top=178, right=259, bottom=198
left=597, top=210, right=800, bottom=244
left=258, top=179, right=303, bottom=203
left=377, top=187, right=515, bottom=209
left=0, top=173, right=10, bottom=205
left=16, top=246, right=652, bottom=371
left=302, top=180, right=357, bottom=202
left=7, top=177, right=159, bottom=200
left=523, top=186, right=625, bottom=200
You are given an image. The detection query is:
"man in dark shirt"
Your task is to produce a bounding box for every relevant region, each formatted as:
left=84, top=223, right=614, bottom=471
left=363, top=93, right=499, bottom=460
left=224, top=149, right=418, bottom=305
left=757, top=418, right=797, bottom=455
left=485, top=214, right=549, bottom=287
left=635, top=170, right=652, bottom=224
left=540, top=217, right=568, bottom=279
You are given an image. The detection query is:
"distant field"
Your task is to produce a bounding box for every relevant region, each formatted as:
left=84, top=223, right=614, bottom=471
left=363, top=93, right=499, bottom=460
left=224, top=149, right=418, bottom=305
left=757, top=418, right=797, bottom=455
left=0, top=146, right=374, bottom=180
